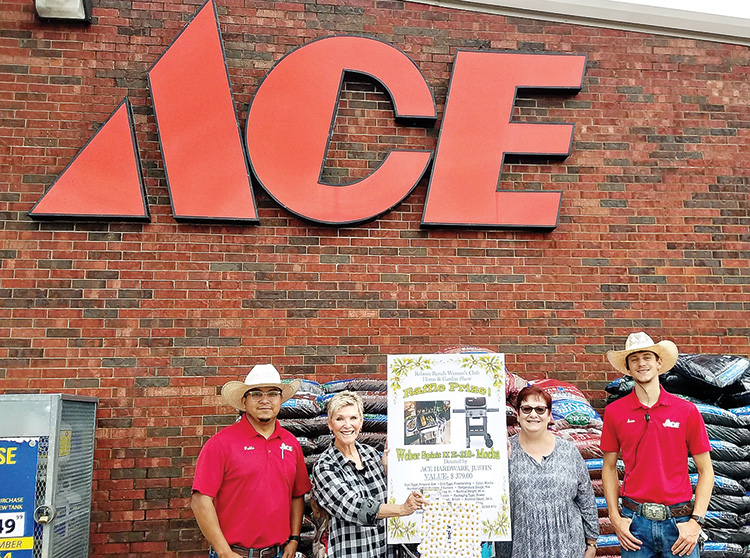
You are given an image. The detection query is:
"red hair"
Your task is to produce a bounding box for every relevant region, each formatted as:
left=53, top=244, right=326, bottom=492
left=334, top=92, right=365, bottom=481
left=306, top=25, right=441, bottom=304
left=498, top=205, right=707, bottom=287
left=515, top=385, right=552, bottom=411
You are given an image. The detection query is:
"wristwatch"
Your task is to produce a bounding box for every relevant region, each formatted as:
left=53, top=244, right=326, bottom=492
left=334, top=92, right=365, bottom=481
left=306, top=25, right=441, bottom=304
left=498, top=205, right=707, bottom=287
left=690, top=514, right=705, bottom=527
left=287, top=535, right=301, bottom=543
left=586, top=541, right=597, bottom=548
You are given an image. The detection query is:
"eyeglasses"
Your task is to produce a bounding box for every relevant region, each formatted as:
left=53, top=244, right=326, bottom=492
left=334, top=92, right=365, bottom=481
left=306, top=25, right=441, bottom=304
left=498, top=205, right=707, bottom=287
left=244, top=390, right=283, bottom=402
left=520, top=405, right=548, bottom=415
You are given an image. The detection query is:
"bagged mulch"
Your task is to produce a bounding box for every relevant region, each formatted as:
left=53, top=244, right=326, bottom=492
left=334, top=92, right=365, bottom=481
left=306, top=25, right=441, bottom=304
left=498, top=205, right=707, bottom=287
left=672, top=354, right=750, bottom=389
left=700, top=541, right=749, bottom=558
left=704, top=510, right=745, bottom=530
left=322, top=378, right=388, bottom=393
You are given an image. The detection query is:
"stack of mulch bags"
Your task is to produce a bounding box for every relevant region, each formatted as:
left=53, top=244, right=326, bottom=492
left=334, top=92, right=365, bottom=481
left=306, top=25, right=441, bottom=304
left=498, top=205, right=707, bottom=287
left=281, top=358, right=626, bottom=557
left=278, top=377, right=388, bottom=556
left=277, top=379, right=327, bottom=555
left=606, top=353, right=750, bottom=558
left=313, top=378, right=389, bottom=455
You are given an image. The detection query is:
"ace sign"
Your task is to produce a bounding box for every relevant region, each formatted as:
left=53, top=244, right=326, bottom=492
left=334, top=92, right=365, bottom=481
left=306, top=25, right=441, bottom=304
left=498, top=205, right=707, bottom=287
left=30, top=0, right=586, bottom=229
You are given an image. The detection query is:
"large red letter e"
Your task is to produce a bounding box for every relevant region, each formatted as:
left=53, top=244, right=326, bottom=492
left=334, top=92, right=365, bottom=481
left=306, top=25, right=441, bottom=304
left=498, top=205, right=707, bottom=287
left=422, top=51, right=586, bottom=229
left=246, top=36, right=436, bottom=225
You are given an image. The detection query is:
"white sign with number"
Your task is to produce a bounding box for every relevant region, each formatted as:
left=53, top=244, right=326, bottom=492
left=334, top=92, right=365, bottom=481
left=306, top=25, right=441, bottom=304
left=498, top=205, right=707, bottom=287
left=0, top=512, right=25, bottom=538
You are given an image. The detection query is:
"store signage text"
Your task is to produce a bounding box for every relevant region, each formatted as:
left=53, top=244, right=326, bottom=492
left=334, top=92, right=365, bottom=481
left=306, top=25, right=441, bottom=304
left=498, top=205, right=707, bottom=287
left=29, top=0, right=586, bottom=229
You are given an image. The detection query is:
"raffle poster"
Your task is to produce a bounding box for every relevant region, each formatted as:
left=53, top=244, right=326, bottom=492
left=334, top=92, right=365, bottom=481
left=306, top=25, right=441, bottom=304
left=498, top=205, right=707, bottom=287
left=386, top=353, right=511, bottom=546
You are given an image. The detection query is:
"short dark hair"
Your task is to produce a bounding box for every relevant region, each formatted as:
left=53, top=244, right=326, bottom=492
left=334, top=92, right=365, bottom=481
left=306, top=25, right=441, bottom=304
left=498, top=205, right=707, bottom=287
left=515, top=385, right=552, bottom=412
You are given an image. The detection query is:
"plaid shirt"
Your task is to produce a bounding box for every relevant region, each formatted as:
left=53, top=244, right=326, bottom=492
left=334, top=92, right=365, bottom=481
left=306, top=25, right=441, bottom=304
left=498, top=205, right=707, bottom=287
left=313, top=441, right=387, bottom=557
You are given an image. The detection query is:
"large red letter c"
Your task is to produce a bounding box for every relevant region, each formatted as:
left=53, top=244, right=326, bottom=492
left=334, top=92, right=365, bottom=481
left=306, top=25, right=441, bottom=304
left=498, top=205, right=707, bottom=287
left=246, top=36, right=436, bottom=225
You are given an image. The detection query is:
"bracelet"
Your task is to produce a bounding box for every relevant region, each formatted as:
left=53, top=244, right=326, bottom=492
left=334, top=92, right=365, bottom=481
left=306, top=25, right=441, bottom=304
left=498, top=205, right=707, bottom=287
left=287, top=535, right=301, bottom=543
left=586, top=541, right=597, bottom=548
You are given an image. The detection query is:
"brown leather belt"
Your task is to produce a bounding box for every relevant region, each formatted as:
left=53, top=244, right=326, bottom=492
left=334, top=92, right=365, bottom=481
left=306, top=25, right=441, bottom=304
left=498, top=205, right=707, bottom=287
left=622, top=498, right=693, bottom=521
left=229, top=545, right=281, bottom=558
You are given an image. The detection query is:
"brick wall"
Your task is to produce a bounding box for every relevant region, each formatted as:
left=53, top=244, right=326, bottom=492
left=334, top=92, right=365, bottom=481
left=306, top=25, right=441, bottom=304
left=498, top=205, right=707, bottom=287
left=1, top=0, right=750, bottom=555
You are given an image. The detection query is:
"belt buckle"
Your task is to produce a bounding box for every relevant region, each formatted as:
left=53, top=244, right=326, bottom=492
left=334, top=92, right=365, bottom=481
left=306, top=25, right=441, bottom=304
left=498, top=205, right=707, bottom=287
left=259, top=548, right=277, bottom=558
left=641, top=502, right=667, bottom=521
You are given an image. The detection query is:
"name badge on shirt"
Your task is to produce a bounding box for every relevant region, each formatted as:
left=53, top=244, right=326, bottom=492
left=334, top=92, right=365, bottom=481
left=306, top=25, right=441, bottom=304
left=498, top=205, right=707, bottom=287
left=280, top=442, right=293, bottom=459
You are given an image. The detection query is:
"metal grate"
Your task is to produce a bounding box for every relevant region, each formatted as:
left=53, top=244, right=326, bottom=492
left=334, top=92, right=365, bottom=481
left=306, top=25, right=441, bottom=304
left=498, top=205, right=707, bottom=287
left=33, top=437, right=49, bottom=558
left=50, top=400, right=96, bottom=558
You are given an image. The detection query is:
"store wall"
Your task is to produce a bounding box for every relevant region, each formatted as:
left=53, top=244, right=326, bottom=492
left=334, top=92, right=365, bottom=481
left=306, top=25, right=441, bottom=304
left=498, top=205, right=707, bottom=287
left=2, top=0, right=750, bottom=554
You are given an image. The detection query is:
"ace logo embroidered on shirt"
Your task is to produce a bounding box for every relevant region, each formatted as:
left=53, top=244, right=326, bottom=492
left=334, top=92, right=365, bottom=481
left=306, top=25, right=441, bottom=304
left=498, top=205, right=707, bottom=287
left=662, top=419, right=680, bottom=429
left=280, top=443, right=294, bottom=458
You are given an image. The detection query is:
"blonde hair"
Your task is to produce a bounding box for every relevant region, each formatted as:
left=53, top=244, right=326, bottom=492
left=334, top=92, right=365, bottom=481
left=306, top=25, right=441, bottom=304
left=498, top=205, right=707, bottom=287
left=327, top=390, right=364, bottom=419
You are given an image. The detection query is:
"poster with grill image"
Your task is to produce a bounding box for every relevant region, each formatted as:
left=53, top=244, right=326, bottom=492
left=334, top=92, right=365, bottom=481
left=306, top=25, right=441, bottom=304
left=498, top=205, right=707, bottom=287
left=386, top=353, right=511, bottom=553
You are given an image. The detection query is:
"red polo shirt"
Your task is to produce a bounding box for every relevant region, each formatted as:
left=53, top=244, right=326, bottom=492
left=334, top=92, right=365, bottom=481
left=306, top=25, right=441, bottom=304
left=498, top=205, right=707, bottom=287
left=193, top=417, right=312, bottom=548
left=600, top=388, right=710, bottom=505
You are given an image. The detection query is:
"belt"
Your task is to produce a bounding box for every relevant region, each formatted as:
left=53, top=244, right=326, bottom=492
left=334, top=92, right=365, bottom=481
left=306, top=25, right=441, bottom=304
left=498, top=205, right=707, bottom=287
left=229, top=544, right=281, bottom=558
left=622, top=498, right=693, bottom=521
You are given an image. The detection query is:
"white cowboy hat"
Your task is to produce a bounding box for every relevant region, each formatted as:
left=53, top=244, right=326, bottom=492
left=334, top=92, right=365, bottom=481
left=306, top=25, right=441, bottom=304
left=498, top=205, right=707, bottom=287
left=221, top=364, right=300, bottom=410
left=606, top=332, right=678, bottom=375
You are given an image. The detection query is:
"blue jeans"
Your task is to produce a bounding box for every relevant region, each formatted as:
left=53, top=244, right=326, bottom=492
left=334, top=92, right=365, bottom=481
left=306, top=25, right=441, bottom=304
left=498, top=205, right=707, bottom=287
left=621, top=506, right=700, bottom=558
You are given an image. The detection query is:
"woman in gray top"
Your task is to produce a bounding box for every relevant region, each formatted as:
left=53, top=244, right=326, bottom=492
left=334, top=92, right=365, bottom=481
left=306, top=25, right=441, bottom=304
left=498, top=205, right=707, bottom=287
left=507, top=385, right=599, bottom=558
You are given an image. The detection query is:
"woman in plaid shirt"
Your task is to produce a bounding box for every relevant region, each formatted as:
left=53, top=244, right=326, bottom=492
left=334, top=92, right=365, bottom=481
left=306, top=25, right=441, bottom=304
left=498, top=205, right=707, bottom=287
left=313, top=391, right=427, bottom=557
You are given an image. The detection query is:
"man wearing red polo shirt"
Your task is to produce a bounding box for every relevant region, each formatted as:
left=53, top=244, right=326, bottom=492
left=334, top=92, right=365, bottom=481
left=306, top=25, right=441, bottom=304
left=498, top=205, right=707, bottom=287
left=191, top=364, right=312, bottom=558
left=601, top=333, right=714, bottom=558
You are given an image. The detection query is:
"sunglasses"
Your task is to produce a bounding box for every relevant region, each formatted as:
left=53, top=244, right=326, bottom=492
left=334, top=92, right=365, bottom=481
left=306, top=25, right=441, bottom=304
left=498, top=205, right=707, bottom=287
left=244, top=389, right=283, bottom=401
left=519, top=405, right=548, bottom=415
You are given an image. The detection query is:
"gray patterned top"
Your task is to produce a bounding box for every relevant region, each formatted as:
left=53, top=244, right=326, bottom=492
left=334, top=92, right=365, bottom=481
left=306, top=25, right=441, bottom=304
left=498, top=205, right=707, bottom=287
left=506, top=434, right=599, bottom=558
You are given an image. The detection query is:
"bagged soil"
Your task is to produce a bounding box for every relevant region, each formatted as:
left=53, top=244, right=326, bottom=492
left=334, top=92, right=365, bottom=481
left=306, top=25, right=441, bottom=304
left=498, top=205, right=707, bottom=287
left=362, top=413, right=388, bottom=432
left=551, top=398, right=603, bottom=430
left=316, top=391, right=387, bottom=414
left=689, top=472, right=745, bottom=496
left=659, top=370, right=724, bottom=403
left=696, top=402, right=750, bottom=428
left=707, top=494, right=750, bottom=514
left=322, top=378, right=388, bottom=393
left=704, top=526, right=750, bottom=544
left=705, top=423, right=750, bottom=446
left=729, top=405, right=750, bottom=416
left=605, top=376, right=634, bottom=397
left=704, top=510, right=745, bottom=530
left=690, top=456, right=750, bottom=480
left=280, top=415, right=330, bottom=437
left=292, top=379, right=324, bottom=396
left=554, top=427, right=603, bottom=459
left=701, top=541, right=748, bottom=558
left=506, top=404, right=518, bottom=426
left=708, top=439, right=750, bottom=462
left=716, top=377, right=750, bottom=409
left=506, top=372, right=529, bottom=407
left=672, top=354, right=750, bottom=389
left=279, top=396, right=323, bottom=418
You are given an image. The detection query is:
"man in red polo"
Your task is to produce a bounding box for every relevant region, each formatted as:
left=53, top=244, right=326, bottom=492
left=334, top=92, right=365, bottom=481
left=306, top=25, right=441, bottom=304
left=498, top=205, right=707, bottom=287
left=601, top=332, right=713, bottom=558
left=192, top=364, right=312, bottom=558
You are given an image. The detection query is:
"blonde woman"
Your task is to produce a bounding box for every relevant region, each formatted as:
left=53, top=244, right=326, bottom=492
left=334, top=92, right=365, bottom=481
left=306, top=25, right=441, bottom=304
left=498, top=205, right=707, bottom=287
left=312, top=390, right=427, bottom=557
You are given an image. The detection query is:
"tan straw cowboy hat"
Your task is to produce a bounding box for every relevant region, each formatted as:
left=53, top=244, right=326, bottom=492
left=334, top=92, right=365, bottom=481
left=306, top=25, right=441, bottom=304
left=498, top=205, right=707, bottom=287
left=606, top=332, right=678, bottom=375
left=221, top=364, right=301, bottom=410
